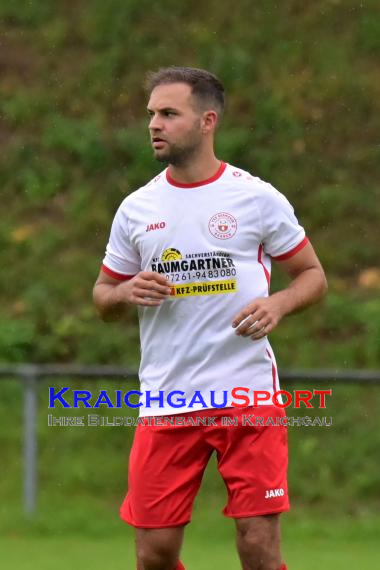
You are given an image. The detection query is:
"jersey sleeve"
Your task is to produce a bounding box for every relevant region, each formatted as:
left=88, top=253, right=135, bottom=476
left=258, top=184, right=308, bottom=260
left=102, top=204, right=141, bottom=280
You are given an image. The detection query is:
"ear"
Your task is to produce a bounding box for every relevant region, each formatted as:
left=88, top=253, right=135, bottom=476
left=201, top=110, right=218, bottom=134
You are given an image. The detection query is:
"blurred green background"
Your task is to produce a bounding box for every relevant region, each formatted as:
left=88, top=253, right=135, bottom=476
left=1, top=0, right=379, bottom=568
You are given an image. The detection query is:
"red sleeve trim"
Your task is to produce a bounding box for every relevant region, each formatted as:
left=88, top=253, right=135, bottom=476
left=101, top=264, right=135, bottom=281
left=271, top=236, right=309, bottom=261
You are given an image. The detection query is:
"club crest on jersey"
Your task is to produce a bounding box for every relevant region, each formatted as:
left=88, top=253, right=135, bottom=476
left=208, top=212, right=237, bottom=240
left=146, top=221, right=166, bottom=232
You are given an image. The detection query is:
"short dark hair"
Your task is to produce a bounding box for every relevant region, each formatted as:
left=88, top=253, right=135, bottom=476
left=145, top=66, right=225, bottom=116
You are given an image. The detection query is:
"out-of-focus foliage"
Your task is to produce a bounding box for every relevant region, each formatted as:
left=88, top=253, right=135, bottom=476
left=1, top=0, right=379, bottom=366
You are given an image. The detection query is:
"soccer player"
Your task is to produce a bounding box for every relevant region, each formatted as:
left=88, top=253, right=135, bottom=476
left=93, top=67, right=327, bottom=570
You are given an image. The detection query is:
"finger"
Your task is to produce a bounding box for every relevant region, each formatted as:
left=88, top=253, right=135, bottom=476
left=239, top=318, right=268, bottom=337
left=137, top=281, right=172, bottom=295
left=134, top=288, right=169, bottom=300
left=251, top=323, right=272, bottom=341
left=238, top=311, right=271, bottom=336
left=235, top=310, right=267, bottom=336
left=142, top=272, right=174, bottom=287
left=133, top=296, right=163, bottom=307
left=251, top=330, right=267, bottom=341
left=235, top=315, right=259, bottom=336
left=232, top=307, right=258, bottom=330
left=244, top=316, right=270, bottom=334
left=239, top=321, right=263, bottom=337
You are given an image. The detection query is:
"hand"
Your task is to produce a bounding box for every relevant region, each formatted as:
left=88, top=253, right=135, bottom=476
left=117, top=271, right=173, bottom=307
left=232, top=295, right=286, bottom=341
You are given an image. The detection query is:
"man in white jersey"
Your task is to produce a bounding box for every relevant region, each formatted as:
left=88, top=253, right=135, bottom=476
left=93, top=67, right=327, bottom=570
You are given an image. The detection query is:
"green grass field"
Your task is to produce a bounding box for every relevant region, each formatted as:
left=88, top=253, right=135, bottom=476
left=1, top=510, right=380, bottom=570
left=2, top=493, right=380, bottom=569
left=0, top=537, right=378, bottom=570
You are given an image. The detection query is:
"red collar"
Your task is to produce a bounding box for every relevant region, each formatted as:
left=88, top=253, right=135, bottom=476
left=166, top=161, right=227, bottom=188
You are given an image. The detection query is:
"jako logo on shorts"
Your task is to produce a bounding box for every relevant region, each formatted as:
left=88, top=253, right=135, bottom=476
left=265, top=488, right=285, bottom=499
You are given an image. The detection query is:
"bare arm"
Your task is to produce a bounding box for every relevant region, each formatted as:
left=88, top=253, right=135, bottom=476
left=93, top=270, right=172, bottom=322
left=232, top=242, right=328, bottom=340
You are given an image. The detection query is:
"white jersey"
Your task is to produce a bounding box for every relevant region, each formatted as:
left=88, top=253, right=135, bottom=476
left=102, top=162, right=308, bottom=416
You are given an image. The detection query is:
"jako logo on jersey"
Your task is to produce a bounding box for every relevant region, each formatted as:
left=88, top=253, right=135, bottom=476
left=146, top=221, right=166, bottom=232
left=209, top=212, right=237, bottom=240
left=265, top=488, right=285, bottom=499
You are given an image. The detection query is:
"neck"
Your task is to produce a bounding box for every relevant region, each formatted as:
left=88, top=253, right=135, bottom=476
left=168, top=150, right=220, bottom=185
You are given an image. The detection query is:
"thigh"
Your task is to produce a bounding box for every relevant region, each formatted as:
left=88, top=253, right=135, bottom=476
left=120, top=420, right=213, bottom=527
left=215, top=406, right=289, bottom=518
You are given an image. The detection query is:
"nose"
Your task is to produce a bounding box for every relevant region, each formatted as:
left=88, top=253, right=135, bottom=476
left=149, top=114, right=163, bottom=132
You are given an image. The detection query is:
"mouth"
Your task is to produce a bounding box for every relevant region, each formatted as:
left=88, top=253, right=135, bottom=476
left=152, top=137, right=167, bottom=148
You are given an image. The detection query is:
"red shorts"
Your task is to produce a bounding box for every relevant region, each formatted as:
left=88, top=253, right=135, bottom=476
left=120, top=406, right=289, bottom=528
